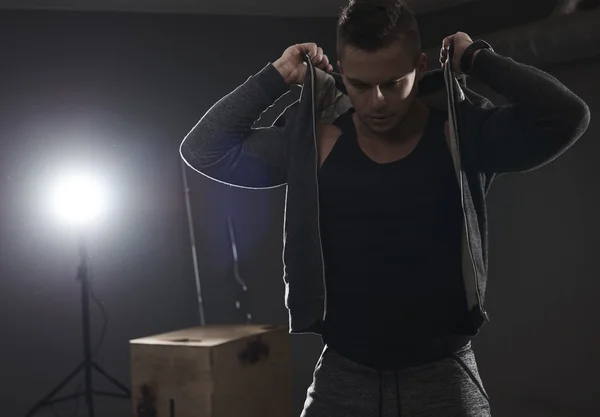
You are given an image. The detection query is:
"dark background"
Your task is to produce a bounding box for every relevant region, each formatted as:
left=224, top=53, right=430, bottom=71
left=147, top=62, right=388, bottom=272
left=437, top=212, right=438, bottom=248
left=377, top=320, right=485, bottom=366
left=0, top=3, right=598, bottom=416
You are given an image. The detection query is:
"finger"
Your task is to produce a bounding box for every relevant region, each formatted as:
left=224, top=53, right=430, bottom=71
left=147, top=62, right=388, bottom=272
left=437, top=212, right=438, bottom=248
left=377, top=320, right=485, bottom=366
left=309, top=44, right=319, bottom=60
left=442, top=35, right=454, bottom=49
left=313, top=47, right=324, bottom=64
left=318, top=54, right=330, bottom=69
left=299, top=42, right=318, bottom=59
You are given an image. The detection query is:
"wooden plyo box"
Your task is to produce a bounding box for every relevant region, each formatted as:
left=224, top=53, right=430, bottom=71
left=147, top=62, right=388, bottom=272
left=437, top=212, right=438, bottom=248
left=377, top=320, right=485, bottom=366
left=130, top=325, right=292, bottom=417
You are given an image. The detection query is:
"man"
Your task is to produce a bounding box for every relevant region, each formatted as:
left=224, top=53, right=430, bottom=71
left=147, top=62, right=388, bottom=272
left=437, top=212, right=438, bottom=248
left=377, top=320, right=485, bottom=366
left=180, top=0, right=590, bottom=415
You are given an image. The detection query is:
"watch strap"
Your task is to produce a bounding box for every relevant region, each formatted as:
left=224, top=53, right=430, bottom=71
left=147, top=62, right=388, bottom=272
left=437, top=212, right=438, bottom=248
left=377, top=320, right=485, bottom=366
left=460, top=39, right=494, bottom=75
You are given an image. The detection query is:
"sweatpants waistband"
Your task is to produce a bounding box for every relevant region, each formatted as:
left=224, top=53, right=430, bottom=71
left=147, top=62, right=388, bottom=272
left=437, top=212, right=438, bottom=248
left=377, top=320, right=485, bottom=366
left=325, top=334, right=472, bottom=371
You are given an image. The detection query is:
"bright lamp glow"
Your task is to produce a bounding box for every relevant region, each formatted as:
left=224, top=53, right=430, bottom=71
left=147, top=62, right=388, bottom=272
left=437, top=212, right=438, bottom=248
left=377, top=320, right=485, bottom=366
left=48, top=172, right=109, bottom=227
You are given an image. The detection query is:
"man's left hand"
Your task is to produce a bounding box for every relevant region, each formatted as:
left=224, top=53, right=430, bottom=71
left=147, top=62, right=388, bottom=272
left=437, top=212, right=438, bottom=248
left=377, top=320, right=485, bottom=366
left=440, top=32, right=474, bottom=75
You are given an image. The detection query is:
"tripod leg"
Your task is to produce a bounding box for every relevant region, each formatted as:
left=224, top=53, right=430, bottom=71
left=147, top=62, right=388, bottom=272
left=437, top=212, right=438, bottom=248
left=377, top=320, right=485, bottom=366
left=86, top=360, right=94, bottom=417
left=25, top=362, right=84, bottom=417
left=93, top=362, right=131, bottom=396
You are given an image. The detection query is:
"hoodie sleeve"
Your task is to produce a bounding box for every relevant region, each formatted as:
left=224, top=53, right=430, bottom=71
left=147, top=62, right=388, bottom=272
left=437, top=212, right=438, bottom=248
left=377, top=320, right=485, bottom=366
left=466, top=49, right=590, bottom=175
left=180, top=63, right=296, bottom=189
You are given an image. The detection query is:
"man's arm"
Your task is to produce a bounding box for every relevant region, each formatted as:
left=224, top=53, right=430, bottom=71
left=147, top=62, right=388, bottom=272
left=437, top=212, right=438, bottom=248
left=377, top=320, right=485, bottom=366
left=180, top=63, right=294, bottom=189
left=466, top=48, right=590, bottom=175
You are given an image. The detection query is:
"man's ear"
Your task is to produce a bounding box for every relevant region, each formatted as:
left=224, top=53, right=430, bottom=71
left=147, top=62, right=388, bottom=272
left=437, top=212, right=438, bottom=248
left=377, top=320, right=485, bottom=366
left=417, top=53, right=427, bottom=81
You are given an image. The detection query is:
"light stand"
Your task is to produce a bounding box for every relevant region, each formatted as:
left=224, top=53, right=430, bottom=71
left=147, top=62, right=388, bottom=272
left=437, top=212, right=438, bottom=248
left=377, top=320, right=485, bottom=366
left=26, top=235, right=130, bottom=417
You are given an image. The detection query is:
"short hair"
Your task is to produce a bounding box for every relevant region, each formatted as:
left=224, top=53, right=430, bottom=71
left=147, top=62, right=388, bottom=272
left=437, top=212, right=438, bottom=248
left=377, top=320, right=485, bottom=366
left=336, top=0, right=422, bottom=63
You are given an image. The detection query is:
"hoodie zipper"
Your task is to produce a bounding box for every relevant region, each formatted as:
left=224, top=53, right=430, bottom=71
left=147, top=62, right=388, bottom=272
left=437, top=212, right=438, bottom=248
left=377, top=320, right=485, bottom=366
left=444, top=64, right=489, bottom=322
left=307, top=56, right=328, bottom=321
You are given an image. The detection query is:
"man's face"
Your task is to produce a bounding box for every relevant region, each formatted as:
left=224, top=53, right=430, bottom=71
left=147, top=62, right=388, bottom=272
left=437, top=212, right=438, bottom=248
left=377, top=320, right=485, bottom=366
left=338, top=39, right=427, bottom=135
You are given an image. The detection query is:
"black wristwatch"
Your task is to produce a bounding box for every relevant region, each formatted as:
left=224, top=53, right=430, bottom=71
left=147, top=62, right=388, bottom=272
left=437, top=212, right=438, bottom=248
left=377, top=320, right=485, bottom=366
left=460, top=39, right=494, bottom=75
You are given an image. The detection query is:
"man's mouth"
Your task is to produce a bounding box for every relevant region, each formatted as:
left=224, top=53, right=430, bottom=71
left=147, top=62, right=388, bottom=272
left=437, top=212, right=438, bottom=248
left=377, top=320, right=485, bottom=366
left=371, top=114, right=392, bottom=121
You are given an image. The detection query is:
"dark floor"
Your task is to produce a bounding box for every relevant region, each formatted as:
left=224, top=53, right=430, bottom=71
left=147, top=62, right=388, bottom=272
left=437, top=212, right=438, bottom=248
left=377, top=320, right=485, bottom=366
left=27, top=396, right=599, bottom=417
left=25, top=397, right=131, bottom=417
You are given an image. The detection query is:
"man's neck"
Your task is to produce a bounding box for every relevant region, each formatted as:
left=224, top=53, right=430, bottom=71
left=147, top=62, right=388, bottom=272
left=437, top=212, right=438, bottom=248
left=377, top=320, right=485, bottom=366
left=351, top=101, right=431, bottom=164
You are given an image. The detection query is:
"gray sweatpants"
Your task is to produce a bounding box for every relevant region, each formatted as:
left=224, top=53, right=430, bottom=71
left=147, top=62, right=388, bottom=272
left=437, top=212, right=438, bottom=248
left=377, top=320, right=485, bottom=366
left=301, top=342, right=491, bottom=417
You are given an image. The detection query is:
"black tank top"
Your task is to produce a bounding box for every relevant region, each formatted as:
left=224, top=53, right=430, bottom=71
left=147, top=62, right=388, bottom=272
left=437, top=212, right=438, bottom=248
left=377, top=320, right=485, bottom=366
left=318, top=106, right=469, bottom=369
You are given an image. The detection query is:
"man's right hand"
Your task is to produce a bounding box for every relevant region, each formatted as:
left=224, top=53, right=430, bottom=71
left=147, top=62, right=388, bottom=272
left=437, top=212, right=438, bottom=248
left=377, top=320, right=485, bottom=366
left=273, top=43, right=333, bottom=86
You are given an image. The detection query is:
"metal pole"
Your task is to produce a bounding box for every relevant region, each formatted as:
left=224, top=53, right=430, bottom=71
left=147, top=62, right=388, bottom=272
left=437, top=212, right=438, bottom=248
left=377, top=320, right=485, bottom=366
left=77, top=234, right=95, bottom=417
left=180, top=159, right=206, bottom=326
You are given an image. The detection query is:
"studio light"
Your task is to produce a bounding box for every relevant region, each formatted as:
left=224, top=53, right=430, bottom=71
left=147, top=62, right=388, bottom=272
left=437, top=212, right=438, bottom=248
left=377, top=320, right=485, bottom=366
left=27, top=169, right=130, bottom=417
left=47, top=171, right=109, bottom=228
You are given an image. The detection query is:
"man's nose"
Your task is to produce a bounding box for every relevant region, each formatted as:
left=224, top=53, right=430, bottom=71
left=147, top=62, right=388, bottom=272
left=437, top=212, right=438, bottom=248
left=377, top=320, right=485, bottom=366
left=369, top=86, right=386, bottom=110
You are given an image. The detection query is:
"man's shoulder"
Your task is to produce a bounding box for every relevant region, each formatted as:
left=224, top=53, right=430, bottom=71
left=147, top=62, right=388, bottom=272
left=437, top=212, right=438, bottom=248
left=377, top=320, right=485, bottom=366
left=316, top=122, right=342, bottom=142
left=316, top=122, right=343, bottom=167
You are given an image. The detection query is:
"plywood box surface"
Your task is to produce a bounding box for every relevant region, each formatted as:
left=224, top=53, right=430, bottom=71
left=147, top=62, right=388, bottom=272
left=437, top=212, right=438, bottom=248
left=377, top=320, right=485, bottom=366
left=130, top=325, right=292, bottom=417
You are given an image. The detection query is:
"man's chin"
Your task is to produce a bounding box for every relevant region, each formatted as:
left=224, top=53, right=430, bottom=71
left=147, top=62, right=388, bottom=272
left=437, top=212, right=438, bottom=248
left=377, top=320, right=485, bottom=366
left=366, top=119, right=397, bottom=134
left=355, top=113, right=400, bottom=135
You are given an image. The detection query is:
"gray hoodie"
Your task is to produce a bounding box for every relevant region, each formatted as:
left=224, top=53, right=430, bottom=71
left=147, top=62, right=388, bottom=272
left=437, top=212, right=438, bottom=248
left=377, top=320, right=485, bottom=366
left=180, top=46, right=590, bottom=335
